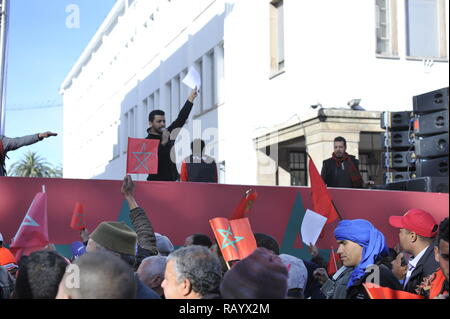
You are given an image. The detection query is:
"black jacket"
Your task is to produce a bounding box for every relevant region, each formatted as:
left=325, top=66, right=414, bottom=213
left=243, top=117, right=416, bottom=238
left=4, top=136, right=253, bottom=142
left=346, top=264, right=403, bottom=299
left=303, top=260, right=326, bottom=299
left=146, top=100, right=194, bottom=181
left=321, top=155, right=361, bottom=188
left=404, top=245, right=439, bottom=294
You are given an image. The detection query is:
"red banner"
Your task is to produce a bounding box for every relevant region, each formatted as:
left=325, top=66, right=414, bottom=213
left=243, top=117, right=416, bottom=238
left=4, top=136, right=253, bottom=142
left=126, top=138, right=159, bottom=174
left=0, top=177, right=448, bottom=259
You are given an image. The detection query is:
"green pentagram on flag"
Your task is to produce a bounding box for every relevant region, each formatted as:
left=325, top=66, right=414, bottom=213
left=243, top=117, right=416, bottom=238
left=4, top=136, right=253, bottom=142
left=132, top=143, right=154, bottom=171
left=217, top=226, right=244, bottom=251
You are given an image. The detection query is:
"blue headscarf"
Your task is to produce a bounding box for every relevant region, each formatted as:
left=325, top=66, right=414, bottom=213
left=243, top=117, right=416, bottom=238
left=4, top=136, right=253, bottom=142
left=334, top=219, right=388, bottom=288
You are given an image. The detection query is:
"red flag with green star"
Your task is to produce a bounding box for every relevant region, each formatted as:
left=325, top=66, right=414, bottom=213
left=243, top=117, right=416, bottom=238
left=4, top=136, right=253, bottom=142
left=209, top=217, right=257, bottom=262
left=126, top=138, right=159, bottom=174
left=229, top=189, right=258, bottom=220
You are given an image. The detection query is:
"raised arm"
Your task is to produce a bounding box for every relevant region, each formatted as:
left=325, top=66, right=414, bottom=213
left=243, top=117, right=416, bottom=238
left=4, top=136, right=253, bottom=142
left=121, top=175, right=158, bottom=261
left=2, top=132, right=57, bottom=152
left=167, top=89, right=198, bottom=139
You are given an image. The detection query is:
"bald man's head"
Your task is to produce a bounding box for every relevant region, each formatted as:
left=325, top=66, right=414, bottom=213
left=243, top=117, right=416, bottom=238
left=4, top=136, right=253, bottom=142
left=57, top=252, right=136, bottom=299
left=136, top=255, right=167, bottom=296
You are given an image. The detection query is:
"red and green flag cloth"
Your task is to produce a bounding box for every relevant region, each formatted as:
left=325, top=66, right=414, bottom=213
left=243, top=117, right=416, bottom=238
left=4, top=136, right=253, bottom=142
left=70, top=202, right=86, bottom=231
left=126, top=138, right=159, bottom=174
left=10, top=188, right=49, bottom=262
left=363, top=283, right=424, bottom=299
left=229, top=189, right=258, bottom=220
left=209, top=217, right=257, bottom=262
left=308, top=154, right=339, bottom=224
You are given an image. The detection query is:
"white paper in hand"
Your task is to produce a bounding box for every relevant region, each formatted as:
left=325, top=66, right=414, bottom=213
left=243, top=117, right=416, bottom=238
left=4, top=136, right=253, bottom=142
left=301, top=209, right=327, bottom=247
left=182, top=66, right=201, bottom=90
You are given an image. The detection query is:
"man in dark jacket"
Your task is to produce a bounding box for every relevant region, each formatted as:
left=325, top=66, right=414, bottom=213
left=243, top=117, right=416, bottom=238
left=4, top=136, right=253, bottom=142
left=321, top=136, right=363, bottom=188
left=0, top=132, right=57, bottom=176
left=389, top=209, right=439, bottom=294
left=146, top=89, right=198, bottom=181
left=180, top=139, right=218, bottom=183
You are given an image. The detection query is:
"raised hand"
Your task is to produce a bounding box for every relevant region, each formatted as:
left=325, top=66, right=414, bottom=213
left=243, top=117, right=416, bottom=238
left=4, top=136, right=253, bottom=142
left=38, top=132, right=58, bottom=139
left=188, top=88, right=199, bottom=103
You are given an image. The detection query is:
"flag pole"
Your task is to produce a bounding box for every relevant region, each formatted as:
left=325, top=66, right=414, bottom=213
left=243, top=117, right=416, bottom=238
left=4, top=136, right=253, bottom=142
left=331, top=200, right=344, bottom=221
left=331, top=246, right=338, bottom=272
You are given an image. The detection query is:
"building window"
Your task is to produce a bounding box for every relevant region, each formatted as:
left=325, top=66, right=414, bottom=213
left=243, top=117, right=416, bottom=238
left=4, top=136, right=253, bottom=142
left=289, top=152, right=307, bottom=186
left=405, top=0, right=447, bottom=59
left=270, top=0, right=285, bottom=75
left=375, top=0, right=399, bottom=57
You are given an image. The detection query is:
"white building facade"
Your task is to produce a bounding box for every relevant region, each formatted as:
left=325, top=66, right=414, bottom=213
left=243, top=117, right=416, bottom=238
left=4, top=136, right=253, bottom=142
left=61, top=0, right=449, bottom=186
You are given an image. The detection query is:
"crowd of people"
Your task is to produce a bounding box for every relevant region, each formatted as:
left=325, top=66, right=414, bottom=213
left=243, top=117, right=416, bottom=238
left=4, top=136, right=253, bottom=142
left=0, top=174, right=448, bottom=300
left=0, top=90, right=448, bottom=300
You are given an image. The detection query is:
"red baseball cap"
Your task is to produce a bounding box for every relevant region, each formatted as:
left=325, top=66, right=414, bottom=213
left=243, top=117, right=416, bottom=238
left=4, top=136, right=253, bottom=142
left=389, top=209, right=438, bottom=238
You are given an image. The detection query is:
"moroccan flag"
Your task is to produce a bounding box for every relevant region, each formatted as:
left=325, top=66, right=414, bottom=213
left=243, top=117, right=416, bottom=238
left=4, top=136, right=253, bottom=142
left=229, top=189, right=258, bottom=220
left=126, top=138, right=159, bottom=174
left=308, top=154, right=339, bottom=224
left=9, top=189, right=49, bottom=261
left=326, top=248, right=341, bottom=276
left=70, top=202, right=86, bottom=231
left=209, top=217, right=257, bottom=262
left=363, top=283, right=424, bottom=299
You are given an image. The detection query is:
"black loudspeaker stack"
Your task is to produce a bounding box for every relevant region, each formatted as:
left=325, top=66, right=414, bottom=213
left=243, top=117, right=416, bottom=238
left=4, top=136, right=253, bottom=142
left=382, top=87, right=449, bottom=193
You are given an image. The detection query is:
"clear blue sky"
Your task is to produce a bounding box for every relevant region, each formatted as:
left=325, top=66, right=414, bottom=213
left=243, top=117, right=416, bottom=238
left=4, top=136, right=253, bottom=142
left=4, top=0, right=116, bottom=172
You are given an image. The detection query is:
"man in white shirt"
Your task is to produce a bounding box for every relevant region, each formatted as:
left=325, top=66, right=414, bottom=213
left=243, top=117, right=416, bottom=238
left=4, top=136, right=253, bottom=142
left=389, top=209, right=439, bottom=294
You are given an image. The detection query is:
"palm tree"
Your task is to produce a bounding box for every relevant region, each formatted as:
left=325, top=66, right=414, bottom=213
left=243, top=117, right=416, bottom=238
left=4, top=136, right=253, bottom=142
left=8, top=151, right=62, bottom=178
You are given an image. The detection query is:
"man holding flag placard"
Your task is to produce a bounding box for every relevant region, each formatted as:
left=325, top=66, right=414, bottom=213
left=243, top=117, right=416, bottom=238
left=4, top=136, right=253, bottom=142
left=144, top=87, right=198, bottom=181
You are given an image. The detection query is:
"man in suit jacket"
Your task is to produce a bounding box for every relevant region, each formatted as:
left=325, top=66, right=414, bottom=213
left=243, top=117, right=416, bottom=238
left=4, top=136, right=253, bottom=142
left=389, top=209, right=439, bottom=294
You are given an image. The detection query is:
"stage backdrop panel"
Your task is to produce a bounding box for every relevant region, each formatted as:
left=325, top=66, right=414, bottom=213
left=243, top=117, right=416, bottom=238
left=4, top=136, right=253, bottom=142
left=0, top=177, right=448, bottom=259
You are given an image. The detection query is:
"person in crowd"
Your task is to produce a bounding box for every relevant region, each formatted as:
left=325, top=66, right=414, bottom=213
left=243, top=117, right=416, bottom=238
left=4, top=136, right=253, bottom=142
left=254, top=233, right=280, bottom=255
left=56, top=252, right=136, bottom=299
left=180, top=139, right=218, bottom=183
left=253, top=232, right=325, bottom=298
left=0, top=233, right=19, bottom=276
left=162, top=245, right=222, bottom=299
left=184, top=233, right=213, bottom=248
left=307, top=243, right=338, bottom=270
left=220, top=247, right=288, bottom=299
left=389, top=208, right=439, bottom=293
left=416, top=217, right=449, bottom=299
left=0, top=266, right=15, bottom=299
left=146, top=89, right=198, bottom=181
left=321, top=136, right=363, bottom=188
left=375, top=248, right=408, bottom=285
left=136, top=255, right=167, bottom=298
left=279, top=254, right=308, bottom=299
left=70, top=241, right=86, bottom=261
left=0, top=132, right=57, bottom=176
left=13, top=250, right=68, bottom=299
left=313, top=219, right=401, bottom=299
left=155, top=233, right=174, bottom=256
left=85, top=220, right=159, bottom=299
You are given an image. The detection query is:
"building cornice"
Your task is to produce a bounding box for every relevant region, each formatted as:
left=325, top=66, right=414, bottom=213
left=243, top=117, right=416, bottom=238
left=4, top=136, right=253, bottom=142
left=59, top=0, right=126, bottom=94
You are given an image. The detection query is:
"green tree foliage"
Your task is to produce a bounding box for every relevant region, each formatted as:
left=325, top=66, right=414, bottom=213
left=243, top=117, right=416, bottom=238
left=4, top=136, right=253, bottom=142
left=8, top=151, right=63, bottom=178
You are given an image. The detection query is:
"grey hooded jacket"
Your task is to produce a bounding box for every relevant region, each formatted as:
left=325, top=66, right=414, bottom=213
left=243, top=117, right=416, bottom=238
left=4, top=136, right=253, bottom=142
left=0, top=134, right=41, bottom=176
